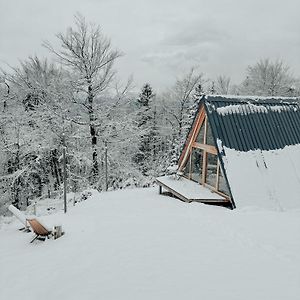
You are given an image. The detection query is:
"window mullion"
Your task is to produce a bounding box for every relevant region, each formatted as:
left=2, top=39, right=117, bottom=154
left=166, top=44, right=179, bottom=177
left=216, top=159, right=220, bottom=190
left=188, top=149, right=192, bottom=179
left=203, top=117, right=207, bottom=144
left=201, top=150, right=207, bottom=185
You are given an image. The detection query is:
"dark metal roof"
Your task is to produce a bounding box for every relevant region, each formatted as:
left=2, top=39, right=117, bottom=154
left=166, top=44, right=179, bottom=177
left=203, top=95, right=300, bottom=152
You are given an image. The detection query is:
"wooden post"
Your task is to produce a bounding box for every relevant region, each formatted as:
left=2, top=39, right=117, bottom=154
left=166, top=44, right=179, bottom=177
left=62, top=134, right=67, bottom=214
left=105, top=140, right=108, bottom=191
left=53, top=225, right=63, bottom=239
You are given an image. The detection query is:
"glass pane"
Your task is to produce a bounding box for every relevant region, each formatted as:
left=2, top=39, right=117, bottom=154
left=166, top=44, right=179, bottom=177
left=206, top=121, right=214, bottom=145
left=206, top=153, right=218, bottom=187
left=182, top=155, right=190, bottom=177
left=196, top=122, right=205, bottom=143
left=218, top=167, right=230, bottom=195
left=191, top=148, right=203, bottom=182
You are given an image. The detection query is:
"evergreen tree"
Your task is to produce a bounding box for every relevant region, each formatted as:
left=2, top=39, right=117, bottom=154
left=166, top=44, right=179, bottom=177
left=137, top=83, right=153, bottom=107
left=193, top=83, right=204, bottom=100
left=135, top=83, right=155, bottom=175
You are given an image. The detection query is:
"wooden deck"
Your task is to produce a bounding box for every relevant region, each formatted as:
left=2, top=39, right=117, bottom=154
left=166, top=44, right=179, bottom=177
left=156, top=175, right=231, bottom=207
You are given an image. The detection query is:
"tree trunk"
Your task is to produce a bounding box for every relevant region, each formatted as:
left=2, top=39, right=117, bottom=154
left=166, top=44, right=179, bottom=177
left=90, top=123, right=98, bottom=179
left=87, top=83, right=98, bottom=182
left=51, top=149, right=61, bottom=190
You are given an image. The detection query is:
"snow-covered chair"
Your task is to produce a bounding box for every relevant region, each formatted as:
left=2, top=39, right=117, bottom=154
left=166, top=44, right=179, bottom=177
left=8, top=205, right=30, bottom=232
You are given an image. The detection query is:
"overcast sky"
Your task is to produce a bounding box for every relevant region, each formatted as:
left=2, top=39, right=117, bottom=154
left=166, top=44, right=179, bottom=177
left=1, top=0, right=299, bottom=91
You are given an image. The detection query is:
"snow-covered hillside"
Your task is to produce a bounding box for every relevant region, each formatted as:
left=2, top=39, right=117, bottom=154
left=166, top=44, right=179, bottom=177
left=1, top=187, right=299, bottom=300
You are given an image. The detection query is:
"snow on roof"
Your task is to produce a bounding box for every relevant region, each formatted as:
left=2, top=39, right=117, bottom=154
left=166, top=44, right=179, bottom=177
left=215, top=103, right=294, bottom=115
left=205, top=94, right=300, bottom=103
left=221, top=144, right=300, bottom=209
left=216, top=103, right=266, bottom=115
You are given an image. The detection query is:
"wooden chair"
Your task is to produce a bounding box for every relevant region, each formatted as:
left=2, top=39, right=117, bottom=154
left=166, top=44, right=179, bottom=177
left=27, top=219, right=52, bottom=243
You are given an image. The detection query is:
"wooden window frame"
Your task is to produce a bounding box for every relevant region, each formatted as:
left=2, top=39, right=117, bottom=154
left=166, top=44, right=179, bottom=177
left=181, top=116, right=229, bottom=199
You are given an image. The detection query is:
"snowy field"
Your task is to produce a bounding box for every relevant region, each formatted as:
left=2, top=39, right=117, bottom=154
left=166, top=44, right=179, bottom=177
left=1, top=187, right=300, bottom=300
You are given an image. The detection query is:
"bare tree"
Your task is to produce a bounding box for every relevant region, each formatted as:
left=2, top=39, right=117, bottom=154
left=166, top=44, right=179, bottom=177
left=163, top=68, right=206, bottom=160
left=215, top=75, right=231, bottom=95
left=241, top=59, right=295, bottom=96
left=44, top=14, right=122, bottom=182
left=1, top=56, right=76, bottom=206
left=168, top=68, right=205, bottom=139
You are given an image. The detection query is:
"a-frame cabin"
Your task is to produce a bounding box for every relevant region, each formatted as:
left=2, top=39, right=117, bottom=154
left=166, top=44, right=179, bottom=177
left=157, top=95, right=300, bottom=209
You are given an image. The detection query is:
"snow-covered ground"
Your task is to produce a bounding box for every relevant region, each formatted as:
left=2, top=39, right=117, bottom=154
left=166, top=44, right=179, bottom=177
left=1, top=187, right=299, bottom=300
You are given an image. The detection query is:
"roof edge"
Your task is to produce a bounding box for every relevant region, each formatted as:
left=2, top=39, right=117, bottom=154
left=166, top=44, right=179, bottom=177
left=205, top=94, right=300, bottom=105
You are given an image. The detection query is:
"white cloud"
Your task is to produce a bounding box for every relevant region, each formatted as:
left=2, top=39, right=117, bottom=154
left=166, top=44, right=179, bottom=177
left=0, top=0, right=299, bottom=90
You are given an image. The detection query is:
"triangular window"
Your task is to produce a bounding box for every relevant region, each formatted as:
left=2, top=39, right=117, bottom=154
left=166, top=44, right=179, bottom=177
left=179, top=107, right=230, bottom=199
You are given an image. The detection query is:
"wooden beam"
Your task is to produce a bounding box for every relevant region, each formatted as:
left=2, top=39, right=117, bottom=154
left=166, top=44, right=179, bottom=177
left=190, top=198, right=230, bottom=203
left=178, top=108, right=205, bottom=170
left=192, top=142, right=218, bottom=155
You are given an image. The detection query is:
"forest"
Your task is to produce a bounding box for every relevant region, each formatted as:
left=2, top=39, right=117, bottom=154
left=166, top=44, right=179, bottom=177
left=0, top=15, right=299, bottom=214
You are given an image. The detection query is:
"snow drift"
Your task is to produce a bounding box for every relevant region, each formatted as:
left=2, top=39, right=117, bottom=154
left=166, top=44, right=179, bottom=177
left=0, top=187, right=299, bottom=300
